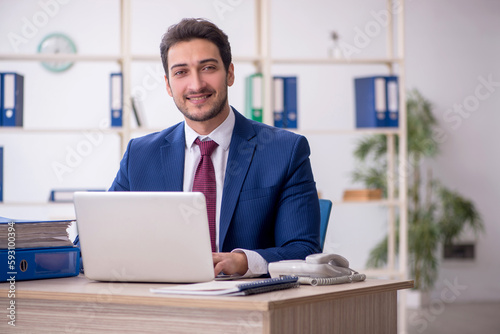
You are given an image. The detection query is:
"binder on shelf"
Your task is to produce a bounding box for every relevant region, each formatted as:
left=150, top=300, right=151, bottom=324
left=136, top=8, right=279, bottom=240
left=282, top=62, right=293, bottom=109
left=385, top=76, right=399, bottom=127
left=245, top=73, right=263, bottom=123
left=0, top=74, right=2, bottom=126
left=49, top=188, right=106, bottom=203
left=110, top=72, right=123, bottom=127
left=1, top=72, right=24, bottom=127
left=0, top=147, right=3, bottom=202
left=354, top=75, right=398, bottom=128
left=0, top=246, right=80, bottom=281
left=273, top=77, right=284, bottom=128
left=273, top=76, right=298, bottom=129
left=284, top=76, right=298, bottom=129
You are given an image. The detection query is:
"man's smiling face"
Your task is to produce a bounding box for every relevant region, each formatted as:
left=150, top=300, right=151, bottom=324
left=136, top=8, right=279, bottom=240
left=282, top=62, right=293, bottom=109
left=165, top=38, right=235, bottom=132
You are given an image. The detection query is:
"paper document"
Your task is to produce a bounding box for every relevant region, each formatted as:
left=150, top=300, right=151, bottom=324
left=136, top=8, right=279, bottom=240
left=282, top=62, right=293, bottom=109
left=151, top=276, right=300, bottom=296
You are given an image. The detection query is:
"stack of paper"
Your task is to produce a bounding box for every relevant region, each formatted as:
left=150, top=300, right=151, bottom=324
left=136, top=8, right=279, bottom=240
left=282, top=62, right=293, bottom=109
left=0, top=217, right=74, bottom=249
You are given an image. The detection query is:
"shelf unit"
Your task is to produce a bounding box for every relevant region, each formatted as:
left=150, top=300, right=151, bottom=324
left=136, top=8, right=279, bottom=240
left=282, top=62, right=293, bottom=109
left=1, top=0, right=408, bottom=330
left=254, top=0, right=408, bottom=331
left=253, top=0, right=408, bottom=275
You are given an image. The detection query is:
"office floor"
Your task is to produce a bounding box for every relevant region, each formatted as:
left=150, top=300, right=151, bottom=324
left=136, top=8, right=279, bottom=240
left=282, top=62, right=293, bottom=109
left=406, top=302, right=500, bottom=334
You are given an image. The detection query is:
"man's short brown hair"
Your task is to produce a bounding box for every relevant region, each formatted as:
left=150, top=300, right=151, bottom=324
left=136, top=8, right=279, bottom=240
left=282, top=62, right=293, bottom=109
left=160, top=18, right=232, bottom=78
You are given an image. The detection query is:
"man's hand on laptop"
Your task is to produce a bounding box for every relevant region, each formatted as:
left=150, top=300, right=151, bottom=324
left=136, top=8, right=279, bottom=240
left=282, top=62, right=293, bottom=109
left=213, top=252, right=248, bottom=277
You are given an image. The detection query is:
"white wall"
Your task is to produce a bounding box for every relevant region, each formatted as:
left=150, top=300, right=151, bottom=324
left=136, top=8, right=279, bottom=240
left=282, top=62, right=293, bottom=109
left=1, top=0, right=499, bottom=303
left=405, top=0, right=500, bottom=303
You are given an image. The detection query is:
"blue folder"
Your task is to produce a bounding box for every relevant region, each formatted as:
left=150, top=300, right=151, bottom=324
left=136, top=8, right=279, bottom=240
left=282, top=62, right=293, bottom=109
left=385, top=76, right=399, bottom=127
left=110, top=72, right=123, bottom=127
left=273, top=76, right=298, bottom=129
left=1, top=72, right=24, bottom=127
left=1, top=246, right=80, bottom=281
left=0, top=147, right=3, bottom=202
left=354, top=75, right=399, bottom=128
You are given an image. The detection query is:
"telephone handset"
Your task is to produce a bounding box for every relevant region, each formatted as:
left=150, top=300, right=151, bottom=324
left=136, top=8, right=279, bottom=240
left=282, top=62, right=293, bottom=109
left=268, top=253, right=366, bottom=286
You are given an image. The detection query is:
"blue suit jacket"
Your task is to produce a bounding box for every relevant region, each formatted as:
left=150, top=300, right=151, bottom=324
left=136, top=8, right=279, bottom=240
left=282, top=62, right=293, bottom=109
left=109, top=109, right=321, bottom=263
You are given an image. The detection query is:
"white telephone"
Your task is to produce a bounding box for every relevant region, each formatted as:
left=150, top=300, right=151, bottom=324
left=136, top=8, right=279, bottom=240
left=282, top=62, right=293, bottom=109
left=268, top=253, right=366, bottom=286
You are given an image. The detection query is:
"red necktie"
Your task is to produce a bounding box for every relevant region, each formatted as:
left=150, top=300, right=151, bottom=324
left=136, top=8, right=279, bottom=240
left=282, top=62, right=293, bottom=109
left=192, top=138, right=219, bottom=252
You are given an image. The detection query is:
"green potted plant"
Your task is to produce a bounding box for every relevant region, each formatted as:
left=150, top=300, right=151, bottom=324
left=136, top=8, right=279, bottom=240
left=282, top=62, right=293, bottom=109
left=352, top=89, right=484, bottom=293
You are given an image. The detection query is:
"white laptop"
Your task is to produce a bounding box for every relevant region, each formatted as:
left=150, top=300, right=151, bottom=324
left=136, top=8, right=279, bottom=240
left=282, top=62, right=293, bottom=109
left=73, top=191, right=215, bottom=283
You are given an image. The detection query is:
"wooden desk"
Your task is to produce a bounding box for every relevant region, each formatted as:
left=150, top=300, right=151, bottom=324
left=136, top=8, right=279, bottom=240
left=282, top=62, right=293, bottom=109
left=0, top=275, right=412, bottom=333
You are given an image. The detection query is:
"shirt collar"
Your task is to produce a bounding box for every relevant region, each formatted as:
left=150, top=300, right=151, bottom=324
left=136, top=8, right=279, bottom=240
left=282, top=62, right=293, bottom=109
left=184, top=107, right=235, bottom=151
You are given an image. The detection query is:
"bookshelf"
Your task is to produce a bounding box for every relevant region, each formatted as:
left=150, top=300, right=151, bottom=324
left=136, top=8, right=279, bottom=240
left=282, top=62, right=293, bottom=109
left=254, top=0, right=408, bottom=330
left=0, top=0, right=408, bottom=329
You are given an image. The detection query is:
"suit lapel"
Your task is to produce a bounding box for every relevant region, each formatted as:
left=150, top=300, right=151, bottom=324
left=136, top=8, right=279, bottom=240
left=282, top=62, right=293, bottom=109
left=219, top=111, right=256, bottom=248
left=160, top=123, right=185, bottom=191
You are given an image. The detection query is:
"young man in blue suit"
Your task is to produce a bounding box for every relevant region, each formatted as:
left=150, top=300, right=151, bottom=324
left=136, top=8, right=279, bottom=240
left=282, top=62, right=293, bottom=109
left=110, top=18, right=321, bottom=277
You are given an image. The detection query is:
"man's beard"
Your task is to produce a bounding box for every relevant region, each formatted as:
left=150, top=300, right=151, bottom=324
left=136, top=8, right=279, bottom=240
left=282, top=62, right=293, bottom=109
left=174, top=84, right=229, bottom=123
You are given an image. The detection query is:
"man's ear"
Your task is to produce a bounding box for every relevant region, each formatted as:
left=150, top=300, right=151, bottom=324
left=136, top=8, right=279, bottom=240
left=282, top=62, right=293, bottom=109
left=227, top=63, right=235, bottom=87
left=165, top=75, right=173, bottom=97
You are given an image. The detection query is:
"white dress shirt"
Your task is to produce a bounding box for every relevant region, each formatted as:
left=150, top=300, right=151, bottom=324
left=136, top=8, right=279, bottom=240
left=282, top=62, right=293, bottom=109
left=183, top=108, right=268, bottom=277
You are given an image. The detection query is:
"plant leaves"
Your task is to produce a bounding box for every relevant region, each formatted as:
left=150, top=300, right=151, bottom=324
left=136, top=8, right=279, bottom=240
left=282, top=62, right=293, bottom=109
left=354, top=89, right=484, bottom=291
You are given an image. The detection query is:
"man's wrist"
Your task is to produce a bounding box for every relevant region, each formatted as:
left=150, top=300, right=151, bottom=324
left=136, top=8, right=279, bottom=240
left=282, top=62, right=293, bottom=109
left=232, top=249, right=268, bottom=277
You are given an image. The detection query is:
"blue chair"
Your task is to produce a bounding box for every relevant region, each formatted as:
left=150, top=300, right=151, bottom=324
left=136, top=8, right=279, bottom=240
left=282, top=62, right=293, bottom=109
left=319, top=199, right=333, bottom=250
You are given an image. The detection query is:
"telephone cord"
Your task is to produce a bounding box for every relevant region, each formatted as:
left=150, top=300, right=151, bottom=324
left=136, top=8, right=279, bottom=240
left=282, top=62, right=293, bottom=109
left=298, top=273, right=367, bottom=286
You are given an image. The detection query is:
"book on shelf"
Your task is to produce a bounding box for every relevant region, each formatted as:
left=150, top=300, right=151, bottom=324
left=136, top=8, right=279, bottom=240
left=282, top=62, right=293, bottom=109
left=0, top=216, right=74, bottom=249
left=245, top=73, right=263, bottom=123
left=49, top=188, right=106, bottom=203
left=0, top=72, right=24, bottom=127
left=131, top=95, right=147, bottom=127
left=343, top=189, right=383, bottom=201
left=354, top=75, right=399, bottom=128
left=150, top=275, right=300, bottom=296
left=273, top=76, right=298, bottom=129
